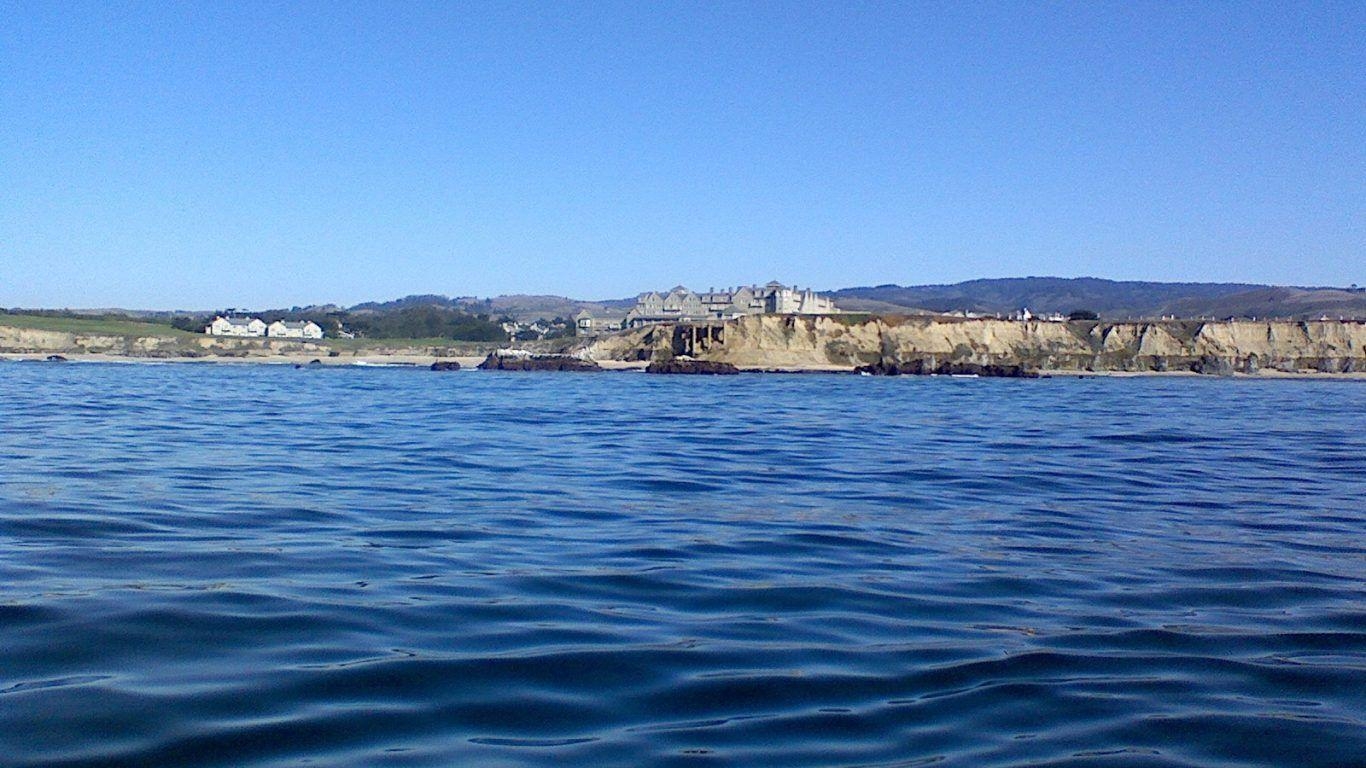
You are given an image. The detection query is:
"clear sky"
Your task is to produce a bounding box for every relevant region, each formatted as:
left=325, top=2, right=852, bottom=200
left=1, top=1, right=1362, bottom=309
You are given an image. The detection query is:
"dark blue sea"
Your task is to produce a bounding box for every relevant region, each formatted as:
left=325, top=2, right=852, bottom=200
left=2, top=363, right=1363, bottom=767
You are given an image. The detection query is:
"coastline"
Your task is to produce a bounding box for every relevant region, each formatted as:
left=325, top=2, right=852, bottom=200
left=0, top=351, right=649, bottom=372
left=0, top=351, right=488, bottom=368
left=587, top=315, right=1366, bottom=378
left=4, top=315, right=1364, bottom=379
left=5, top=351, right=1365, bottom=379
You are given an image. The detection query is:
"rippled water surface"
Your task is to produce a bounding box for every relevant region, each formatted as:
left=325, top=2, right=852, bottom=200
left=2, top=363, right=1364, bottom=767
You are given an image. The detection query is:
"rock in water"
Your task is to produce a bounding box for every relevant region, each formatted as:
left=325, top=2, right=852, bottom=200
left=951, top=363, right=1038, bottom=378
left=854, top=360, right=1038, bottom=378
left=476, top=353, right=601, bottom=372
left=1191, top=356, right=1235, bottom=376
left=853, top=361, right=903, bottom=376
left=645, top=359, right=740, bottom=375
left=430, top=361, right=462, bottom=371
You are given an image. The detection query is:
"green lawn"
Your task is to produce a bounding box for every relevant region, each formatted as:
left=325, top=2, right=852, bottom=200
left=0, top=313, right=195, bottom=337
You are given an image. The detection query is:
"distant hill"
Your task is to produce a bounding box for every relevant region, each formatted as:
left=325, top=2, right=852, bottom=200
left=430, top=279, right=1366, bottom=322
left=14, top=279, right=1365, bottom=325
left=1160, top=286, right=1366, bottom=320
left=345, top=294, right=635, bottom=321
left=827, top=278, right=1366, bottom=319
left=472, top=294, right=635, bottom=321
left=349, top=294, right=466, bottom=313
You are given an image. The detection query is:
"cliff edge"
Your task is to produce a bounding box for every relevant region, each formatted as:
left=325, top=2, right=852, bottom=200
left=585, top=316, right=1366, bottom=374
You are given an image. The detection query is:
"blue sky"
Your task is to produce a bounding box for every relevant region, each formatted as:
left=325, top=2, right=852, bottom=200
left=1, top=1, right=1362, bottom=309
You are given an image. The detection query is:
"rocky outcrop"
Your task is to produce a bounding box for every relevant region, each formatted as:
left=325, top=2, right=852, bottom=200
left=645, top=359, right=740, bottom=375
left=580, top=325, right=679, bottom=362
left=584, top=315, right=1366, bottom=375
left=430, top=360, right=462, bottom=371
left=855, top=360, right=1038, bottom=378
left=477, top=351, right=601, bottom=372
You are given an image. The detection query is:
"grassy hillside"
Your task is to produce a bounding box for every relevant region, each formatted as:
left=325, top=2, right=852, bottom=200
left=0, top=313, right=193, bottom=337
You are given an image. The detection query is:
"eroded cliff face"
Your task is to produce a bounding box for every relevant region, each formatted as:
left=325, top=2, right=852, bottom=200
left=585, top=316, right=1366, bottom=373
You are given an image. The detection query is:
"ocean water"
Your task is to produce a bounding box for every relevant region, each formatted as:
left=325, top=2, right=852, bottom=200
left=1, top=362, right=1363, bottom=767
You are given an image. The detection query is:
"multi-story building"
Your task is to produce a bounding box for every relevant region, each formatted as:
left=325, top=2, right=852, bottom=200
left=573, top=282, right=838, bottom=334
left=620, top=282, right=838, bottom=329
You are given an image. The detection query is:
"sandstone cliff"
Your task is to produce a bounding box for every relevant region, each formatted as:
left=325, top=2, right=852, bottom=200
left=585, top=316, right=1366, bottom=374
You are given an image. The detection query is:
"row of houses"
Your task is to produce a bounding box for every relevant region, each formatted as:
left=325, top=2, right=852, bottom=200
left=941, top=309, right=1069, bottom=322
left=576, top=282, right=840, bottom=335
left=205, top=316, right=325, bottom=339
left=501, top=318, right=573, bottom=341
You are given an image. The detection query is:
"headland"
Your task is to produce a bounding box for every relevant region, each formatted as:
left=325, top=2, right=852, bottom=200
left=5, top=314, right=1365, bottom=378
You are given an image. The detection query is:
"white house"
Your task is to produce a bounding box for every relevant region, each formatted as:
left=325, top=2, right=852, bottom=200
left=574, top=309, right=627, bottom=335
left=266, top=320, right=324, bottom=339
left=206, top=316, right=267, bottom=337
